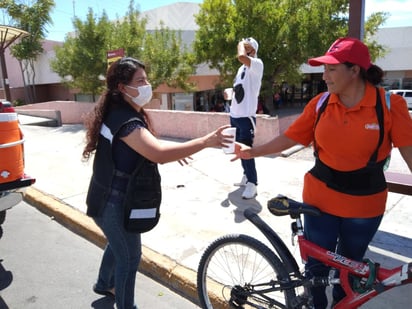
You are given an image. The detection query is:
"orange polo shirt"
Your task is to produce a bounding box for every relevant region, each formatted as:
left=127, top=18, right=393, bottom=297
left=285, top=83, right=412, bottom=218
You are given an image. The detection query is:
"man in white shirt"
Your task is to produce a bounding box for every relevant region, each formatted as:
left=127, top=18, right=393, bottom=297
left=229, top=37, right=263, bottom=199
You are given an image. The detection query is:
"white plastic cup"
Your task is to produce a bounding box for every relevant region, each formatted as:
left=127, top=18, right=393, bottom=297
left=222, top=127, right=236, bottom=154
left=224, top=88, right=234, bottom=100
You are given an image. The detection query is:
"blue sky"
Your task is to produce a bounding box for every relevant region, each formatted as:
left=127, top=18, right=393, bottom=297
left=45, top=0, right=412, bottom=42
left=45, top=0, right=202, bottom=41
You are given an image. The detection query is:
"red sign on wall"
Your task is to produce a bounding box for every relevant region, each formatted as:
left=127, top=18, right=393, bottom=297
left=107, top=48, right=125, bottom=67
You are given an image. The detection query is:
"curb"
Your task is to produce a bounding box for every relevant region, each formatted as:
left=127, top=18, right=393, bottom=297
left=24, top=186, right=200, bottom=306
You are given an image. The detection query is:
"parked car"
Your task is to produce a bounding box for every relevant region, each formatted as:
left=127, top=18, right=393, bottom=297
left=389, top=89, right=412, bottom=109
left=0, top=103, right=35, bottom=238
left=0, top=100, right=16, bottom=113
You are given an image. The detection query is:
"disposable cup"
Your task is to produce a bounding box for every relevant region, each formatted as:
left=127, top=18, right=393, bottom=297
left=224, top=88, right=234, bottom=100
left=222, top=127, right=236, bottom=154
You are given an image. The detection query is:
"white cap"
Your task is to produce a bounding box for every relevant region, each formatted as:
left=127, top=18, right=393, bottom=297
left=244, top=37, right=259, bottom=55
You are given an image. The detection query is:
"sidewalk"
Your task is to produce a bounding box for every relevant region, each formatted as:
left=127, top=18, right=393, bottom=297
left=20, top=120, right=412, bottom=308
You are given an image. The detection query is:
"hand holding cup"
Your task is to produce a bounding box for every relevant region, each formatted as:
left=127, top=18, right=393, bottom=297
left=223, top=88, right=233, bottom=101
left=222, top=127, right=236, bottom=154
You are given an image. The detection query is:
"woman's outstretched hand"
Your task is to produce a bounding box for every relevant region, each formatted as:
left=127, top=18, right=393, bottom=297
left=204, top=125, right=233, bottom=148
left=175, top=125, right=233, bottom=166
left=230, top=142, right=252, bottom=162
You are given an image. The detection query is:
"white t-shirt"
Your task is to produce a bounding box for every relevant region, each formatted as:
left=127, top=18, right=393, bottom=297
left=230, top=57, right=264, bottom=118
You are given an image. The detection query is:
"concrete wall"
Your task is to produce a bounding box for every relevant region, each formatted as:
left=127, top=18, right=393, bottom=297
left=16, top=101, right=94, bottom=124
left=15, top=101, right=300, bottom=146
left=149, top=109, right=290, bottom=146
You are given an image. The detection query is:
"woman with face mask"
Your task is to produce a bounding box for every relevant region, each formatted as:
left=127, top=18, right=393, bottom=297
left=82, top=57, right=229, bottom=309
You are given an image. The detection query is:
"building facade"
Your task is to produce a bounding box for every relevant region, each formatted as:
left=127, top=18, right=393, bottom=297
left=2, top=3, right=411, bottom=110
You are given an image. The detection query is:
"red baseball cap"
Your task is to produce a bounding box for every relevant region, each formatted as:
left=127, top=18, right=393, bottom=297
left=308, top=37, right=372, bottom=70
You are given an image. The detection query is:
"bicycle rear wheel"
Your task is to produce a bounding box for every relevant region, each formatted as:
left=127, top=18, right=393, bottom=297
left=197, top=234, right=296, bottom=309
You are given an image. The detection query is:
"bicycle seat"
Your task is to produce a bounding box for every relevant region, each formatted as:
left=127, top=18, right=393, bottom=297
left=267, top=195, right=321, bottom=218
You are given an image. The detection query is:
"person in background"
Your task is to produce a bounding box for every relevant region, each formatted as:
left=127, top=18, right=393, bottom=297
left=257, top=95, right=270, bottom=115
left=211, top=100, right=226, bottom=112
left=227, top=37, right=264, bottom=199
left=273, top=91, right=282, bottom=109
left=82, top=57, right=229, bottom=309
left=232, top=37, right=412, bottom=308
left=256, top=97, right=264, bottom=114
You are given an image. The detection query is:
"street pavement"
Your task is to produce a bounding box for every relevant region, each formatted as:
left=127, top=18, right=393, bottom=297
left=15, top=114, right=412, bottom=308
left=0, top=200, right=197, bottom=309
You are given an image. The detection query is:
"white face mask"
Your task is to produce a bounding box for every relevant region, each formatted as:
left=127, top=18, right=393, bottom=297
left=125, top=85, right=153, bottom=107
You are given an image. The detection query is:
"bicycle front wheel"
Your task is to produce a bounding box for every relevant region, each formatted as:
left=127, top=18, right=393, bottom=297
left=197, top=234, right=295, bottom=309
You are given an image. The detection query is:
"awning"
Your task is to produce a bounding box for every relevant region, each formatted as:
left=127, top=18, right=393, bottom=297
left=0, top=25, right=29, bottom=50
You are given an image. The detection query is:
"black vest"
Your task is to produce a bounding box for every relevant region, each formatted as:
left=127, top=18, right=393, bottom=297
left=86, top=103, right=151, bottom=217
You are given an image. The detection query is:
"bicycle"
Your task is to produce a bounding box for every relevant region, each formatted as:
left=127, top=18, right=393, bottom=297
left=197, top=194, right=412, bottom=308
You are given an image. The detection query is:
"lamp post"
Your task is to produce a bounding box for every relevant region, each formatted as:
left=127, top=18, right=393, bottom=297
left=0, top=25, right=29, bottom=101
left=348, top=0, right=365, bottom=39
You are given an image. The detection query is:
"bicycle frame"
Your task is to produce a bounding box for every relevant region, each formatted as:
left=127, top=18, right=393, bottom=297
left=244, top=208, right=412, bottom=309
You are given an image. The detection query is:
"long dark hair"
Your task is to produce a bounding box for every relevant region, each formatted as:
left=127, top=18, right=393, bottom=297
left=82, top=57, right=154, bottom=160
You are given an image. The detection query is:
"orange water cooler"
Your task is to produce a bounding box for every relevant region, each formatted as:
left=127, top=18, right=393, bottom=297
left=0, top=113, right=24, bottom=184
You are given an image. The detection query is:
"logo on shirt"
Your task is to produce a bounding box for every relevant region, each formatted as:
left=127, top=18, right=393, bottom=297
left=364, top=123, right=380, bottom=130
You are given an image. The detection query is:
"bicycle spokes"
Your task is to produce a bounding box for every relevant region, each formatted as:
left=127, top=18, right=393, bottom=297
left=197, top=235, right=296, bottom=309
left=227, top=282, right=294, bottom=309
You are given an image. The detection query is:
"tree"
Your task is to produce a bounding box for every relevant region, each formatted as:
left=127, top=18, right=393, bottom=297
left=363, top=11, right=390, bottom=61
left=0, top=0, right=55, bottom=104
left=51, top=8, right=112, bottom=102
left=107, top=1, right=196, bottom=91
left=141, top=22, right=196, bottom=91
left=51, top=0, right=196, bottom=101
left=194, top=0, right=388, bottom=97
left=108, top=0, right=147, bottom=59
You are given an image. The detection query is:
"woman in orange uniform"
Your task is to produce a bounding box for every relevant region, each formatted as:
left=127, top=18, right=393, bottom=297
left=232, top=37, right=412, bottom=308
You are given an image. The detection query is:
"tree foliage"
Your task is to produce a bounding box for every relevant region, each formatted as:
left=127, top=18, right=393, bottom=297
left=0, top=0, right=55, bottom=103
left=142, top=22, right=196, bottom=90
left=363, top=11, right=390, bottom=61
left=194, top=0, right=388, bottom=95
left=51, top=8, right=112, bottom=101
left=108, top=1, right=147, bottom=59
left=51, top=0, right=195, bottom=99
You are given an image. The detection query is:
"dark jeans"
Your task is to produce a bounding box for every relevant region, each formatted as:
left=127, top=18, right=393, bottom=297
left=303, top=212, right=383, bottom=309
left=94, top=201, right=141, bottom=309
left=230, top=116, right=257, bottom=184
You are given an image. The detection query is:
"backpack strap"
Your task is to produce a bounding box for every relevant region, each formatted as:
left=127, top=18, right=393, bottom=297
left=313, top=92, right=330, bottom=158
left=316, top=92, right=330, bottom=112
left=385, top=91, right=391, bottom=110
left=369, top=88, right=384, bottom=165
